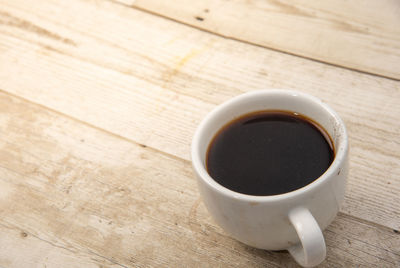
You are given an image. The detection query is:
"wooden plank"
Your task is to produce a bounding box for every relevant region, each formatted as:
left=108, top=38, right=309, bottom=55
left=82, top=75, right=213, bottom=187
left=0, top=222, right=123, bottom=268
left=0, top=0, right=399, bottom=233
left=117, top=0, right=400, bottom=80
left=0, top=92, right=399, bottom=267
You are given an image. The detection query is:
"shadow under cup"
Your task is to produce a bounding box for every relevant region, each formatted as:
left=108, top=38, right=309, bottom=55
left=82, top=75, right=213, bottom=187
left=191, top=90, right=348, bottom=253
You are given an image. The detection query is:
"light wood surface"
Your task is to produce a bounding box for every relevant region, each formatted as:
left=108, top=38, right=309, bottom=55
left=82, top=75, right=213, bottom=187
left=0, top=0, right=399, bottom=267
left=118, top=0, right=400, bottom=80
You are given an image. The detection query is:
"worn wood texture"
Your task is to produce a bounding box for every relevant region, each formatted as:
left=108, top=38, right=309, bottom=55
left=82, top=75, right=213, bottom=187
left=0, top=93, right=399, bottom=267
left=0, top=0, right=399, bottom=267
left=1, top=0, right=399, bottom=230
left=115, top=0, right=400, bottom=80
left=0, top=223, right=122, bottom=268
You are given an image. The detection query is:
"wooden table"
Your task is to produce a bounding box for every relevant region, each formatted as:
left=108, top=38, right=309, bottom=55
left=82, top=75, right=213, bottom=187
left=0, top=0, right=399, bottom=267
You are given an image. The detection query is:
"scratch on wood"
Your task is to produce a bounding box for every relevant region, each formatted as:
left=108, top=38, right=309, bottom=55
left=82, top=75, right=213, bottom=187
left=332, top=19, right=369, bottom=34
left=41, top=44, right=70, bottom=55
left=162, top=43, right=210, bottom=87
left=175, top=49, right=202, bottom=72
left=188, top=197, right=202, bottom=232
left=86, top=249, right=129, bottom=268
left=268, top=0, right=315, bottom=17
left=0, top=10, right=77, bottom=46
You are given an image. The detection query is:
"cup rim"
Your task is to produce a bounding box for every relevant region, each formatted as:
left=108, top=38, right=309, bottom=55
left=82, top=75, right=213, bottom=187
left=191, top=89, right=348, bottom=202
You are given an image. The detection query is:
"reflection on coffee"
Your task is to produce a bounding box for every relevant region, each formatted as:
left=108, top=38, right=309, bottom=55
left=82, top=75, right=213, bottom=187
left=206, top=111, right=334, bottom=196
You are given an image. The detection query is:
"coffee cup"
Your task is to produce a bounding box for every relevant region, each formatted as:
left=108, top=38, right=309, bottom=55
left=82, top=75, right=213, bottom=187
left=191, top=89, right=348, bottom=267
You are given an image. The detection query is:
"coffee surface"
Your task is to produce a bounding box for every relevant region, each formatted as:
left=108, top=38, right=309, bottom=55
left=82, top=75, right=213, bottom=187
left=206, top=111, right=334, bottom=196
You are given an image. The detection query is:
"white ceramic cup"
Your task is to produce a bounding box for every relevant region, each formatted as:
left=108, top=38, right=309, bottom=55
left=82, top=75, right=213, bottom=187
left=191, top=90, right=348, bottom=267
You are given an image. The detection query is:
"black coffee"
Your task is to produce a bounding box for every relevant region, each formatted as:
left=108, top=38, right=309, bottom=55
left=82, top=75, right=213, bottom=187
left=206, top=111, right=334, bottom=196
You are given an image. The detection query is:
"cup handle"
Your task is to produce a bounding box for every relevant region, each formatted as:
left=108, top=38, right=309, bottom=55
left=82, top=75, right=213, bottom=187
left=288, top=207, right=326, bottom=267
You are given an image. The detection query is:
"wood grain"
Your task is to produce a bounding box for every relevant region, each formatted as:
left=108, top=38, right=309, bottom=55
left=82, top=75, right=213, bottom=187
left=0, top=222, right=123, bottom=268
left=0, top=92, right=399, bottom=267
left=114, top=0, right=400, bottom=80
left=0, top=0, right=399, bottom=232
